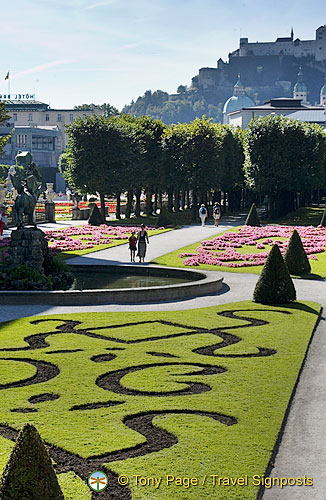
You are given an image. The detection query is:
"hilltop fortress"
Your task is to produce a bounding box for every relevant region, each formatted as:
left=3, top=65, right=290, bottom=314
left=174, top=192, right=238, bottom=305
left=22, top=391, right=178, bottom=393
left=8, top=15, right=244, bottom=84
left=196, top=26, right=326, bottom=106
left=234, top=26, right=326, bottom=61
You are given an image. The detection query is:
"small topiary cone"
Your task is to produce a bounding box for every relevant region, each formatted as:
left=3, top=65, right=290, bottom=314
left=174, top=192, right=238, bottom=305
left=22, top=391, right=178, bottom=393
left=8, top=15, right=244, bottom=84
left=88, top=203, right=105, bottom=226
left=245, top=203, right=261, bottom=227
left=253, top=244, right=296, bottom=304
left=320, top=205, right=326, bottom=227
left=0, top=424, right=64, bottom=500
left=284, top=229, right=311, bottom=275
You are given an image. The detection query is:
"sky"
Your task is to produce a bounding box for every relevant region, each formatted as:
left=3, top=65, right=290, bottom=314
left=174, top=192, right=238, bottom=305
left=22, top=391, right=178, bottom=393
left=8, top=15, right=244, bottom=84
left=0, top=0, right=325, bottom=111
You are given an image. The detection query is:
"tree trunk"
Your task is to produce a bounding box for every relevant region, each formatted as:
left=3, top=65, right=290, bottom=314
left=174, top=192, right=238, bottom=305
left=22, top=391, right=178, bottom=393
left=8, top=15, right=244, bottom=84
left=192, top=191, right=198, bottom=222
left=116, top=192, right=121, bottom=219
left=126, top=190, right=133, bottom=219
left=228, top=189, right=242, bottom=212
left=168, top=188, right=173, bottom=213
left=185, top=190, right=190, bottom=209
left=145, top=188, right=153, bottom=215
left=99, top=192, right=106, bottom=220
left=153, top=190, right=158, bottom=213
left=173, top=188, right=179, bottom=212
left=135, top=189, right=141, bottom=217
left=158, top=190, right=163, bottom=211
left=181, top=190, right=185, bottom=210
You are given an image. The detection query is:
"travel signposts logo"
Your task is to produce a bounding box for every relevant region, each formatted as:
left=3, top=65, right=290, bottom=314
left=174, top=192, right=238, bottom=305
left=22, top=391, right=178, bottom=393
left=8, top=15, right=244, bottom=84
left=88, top=471, right=108, bottom=492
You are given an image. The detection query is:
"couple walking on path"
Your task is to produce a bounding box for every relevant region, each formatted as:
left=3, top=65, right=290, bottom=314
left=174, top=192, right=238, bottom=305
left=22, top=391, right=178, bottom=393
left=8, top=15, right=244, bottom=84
left=199, top=202, right=221, bottom=227
left=129, top=224, right=149, bottom=263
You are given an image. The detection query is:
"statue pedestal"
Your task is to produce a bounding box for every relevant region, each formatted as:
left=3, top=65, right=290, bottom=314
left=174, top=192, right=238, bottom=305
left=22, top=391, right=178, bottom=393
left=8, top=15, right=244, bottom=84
left=9, top=228, right=49, bottom=272
left=45, top=202, right=56, bottom=223
left=72, top=208, right=90, bottom=220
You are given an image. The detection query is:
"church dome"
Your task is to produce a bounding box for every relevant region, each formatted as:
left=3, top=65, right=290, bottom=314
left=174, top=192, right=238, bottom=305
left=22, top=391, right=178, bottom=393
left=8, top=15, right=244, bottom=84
left=223, top=94, right=255, bottom=114
left=294, top=80, right=307, bottom=92
left=294, top=67, right=307, bottom=93
left=223, top=74, right=255, bottom=115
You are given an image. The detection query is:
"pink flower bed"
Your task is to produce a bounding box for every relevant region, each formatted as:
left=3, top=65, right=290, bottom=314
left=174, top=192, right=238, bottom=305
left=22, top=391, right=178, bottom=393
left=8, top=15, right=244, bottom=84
left=179, top=225, right=326, bottom=268
left=45, top=225, right=161, bottom=253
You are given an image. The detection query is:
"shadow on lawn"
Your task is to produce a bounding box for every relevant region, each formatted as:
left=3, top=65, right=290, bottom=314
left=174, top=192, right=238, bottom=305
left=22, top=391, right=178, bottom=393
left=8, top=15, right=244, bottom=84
left=276, top=302, right=321, bottom=316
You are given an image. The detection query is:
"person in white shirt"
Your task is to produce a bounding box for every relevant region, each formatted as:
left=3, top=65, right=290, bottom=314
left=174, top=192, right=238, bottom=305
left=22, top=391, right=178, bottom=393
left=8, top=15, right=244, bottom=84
left=199, top=204, right=208, bottom=226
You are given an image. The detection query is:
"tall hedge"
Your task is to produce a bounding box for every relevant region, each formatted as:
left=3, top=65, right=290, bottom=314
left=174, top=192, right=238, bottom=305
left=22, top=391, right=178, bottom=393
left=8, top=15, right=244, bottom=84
left=0, top=424, right=64, bottom=500
left=284, top=229, right=311, bottom=275
left=245, top=203, right=261, bottom=227
left=253, top=244, right=296, bottom=304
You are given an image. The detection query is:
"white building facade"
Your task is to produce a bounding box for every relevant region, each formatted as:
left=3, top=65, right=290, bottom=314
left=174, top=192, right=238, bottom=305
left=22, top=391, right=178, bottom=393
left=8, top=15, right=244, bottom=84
left=227, top=98, right=325, bottom=129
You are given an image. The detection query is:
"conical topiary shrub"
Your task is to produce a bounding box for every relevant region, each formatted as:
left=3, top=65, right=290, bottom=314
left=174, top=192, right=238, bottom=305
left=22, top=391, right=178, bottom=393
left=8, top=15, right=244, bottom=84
left=0, top=424, right=64, bottom=500
left=284, top=229, right=311, bottom=275
left=320, top=205, right=326, bottom=227
left=245, top=203, right=261, bottom=227
left=88, top=203, right=105, bottom=226
left=253, top=244, right=296, bottom=304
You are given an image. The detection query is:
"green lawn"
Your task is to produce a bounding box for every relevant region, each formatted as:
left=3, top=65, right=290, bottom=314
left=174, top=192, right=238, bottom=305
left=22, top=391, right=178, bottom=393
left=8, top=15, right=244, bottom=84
left=0, top=301, right=320, bottom=499
left=153, top=226, right=326, bottom=279
left=269, top=206, right=325, bottom=227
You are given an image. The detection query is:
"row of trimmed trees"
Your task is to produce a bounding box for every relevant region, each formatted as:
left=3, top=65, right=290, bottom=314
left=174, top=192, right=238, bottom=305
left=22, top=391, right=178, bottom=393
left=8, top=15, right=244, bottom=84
left=62, top=113, right=326, bottom=220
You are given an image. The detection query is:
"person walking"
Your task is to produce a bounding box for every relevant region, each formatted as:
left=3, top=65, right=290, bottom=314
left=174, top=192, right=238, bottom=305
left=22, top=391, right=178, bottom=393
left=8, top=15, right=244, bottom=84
left=137, top=224, right=149, bottom=263
left=0, top=207, right=6, bottom=237
left=213, top=202, right=221, bottom=227
left=199, top=204, right=208, bottom=227
left=129, top=231, right=137, bottom=262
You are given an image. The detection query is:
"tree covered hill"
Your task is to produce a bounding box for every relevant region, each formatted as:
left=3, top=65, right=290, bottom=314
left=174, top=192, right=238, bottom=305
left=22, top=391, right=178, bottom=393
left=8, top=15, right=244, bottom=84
left=122, top=52, right=326, bottom=125
left=121, top=87, right=223, bottom=125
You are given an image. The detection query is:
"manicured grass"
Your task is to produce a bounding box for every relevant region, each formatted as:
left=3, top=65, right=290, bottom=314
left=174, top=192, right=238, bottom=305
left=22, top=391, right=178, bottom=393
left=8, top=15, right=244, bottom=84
left=269, top=206, right=325, bottom=227
left=153, top=226, right=326, bottom=279
left=0, top=301, right=320, bottom=499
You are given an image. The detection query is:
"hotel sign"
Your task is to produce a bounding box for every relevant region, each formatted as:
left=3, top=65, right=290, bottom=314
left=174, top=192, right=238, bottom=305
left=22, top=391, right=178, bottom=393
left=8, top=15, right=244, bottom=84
left=0, top=93, right=35, bottom=101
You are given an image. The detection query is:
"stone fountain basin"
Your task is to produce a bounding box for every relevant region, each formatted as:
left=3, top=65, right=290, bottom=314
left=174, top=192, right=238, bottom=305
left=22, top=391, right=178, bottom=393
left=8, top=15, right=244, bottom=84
left=0, top=265, right=223, bottom=305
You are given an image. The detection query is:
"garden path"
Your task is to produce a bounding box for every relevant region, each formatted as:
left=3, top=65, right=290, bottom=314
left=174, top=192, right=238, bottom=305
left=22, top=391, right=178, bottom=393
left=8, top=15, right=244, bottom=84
left=0, top=216, right=325, bottom=499
left=68, top=217, right=244, bottom=265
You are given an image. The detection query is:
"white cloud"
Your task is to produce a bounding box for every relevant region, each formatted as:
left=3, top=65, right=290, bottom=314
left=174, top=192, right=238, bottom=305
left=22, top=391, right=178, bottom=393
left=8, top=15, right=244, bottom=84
left=11, top=60, right=73, bottom=80
left=83, top=0, right=118, bottom=10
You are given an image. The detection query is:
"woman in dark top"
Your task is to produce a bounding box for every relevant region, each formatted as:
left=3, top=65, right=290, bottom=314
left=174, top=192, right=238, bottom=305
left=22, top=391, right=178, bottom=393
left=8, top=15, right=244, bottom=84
left=137, top=224, right=149, bottom=263
left=129, top=231, right=137, bottom=262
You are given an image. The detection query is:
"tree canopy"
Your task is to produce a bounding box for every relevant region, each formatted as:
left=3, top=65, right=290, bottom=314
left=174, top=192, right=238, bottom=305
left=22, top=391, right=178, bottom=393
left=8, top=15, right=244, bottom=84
left=73, top=102, right=119, bottom=117
left=244, top=114, right=326, bottom=217
left=63, top=112, right=326, bottom=220
left=64, top=115, right=138, bottom=215
left=0, top=102, right=11, bottom=155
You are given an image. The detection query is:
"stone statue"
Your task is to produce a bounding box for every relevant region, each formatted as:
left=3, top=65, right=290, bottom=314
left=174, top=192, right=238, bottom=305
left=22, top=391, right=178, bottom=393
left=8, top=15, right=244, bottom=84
left=10, top=152, right=43, bottom=229
left=72, top=191, right=82, bottom=208
left=45, top=183, right=55, bottom=203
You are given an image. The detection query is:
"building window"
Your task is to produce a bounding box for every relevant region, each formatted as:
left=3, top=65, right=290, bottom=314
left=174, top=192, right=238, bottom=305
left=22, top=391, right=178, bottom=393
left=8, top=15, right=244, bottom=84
left=57, top=114, right=62, bottom=122
left=45, top=113, right=50, bottom=121
left=28, top=113, right=33, bottom=121
left=13, top=113, right=17, bottom=121
left=15, top=135, right=27, bottom=148
left=32, top=136, right=55, bottom=151
left=69, top=113, right=74, bottom=121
